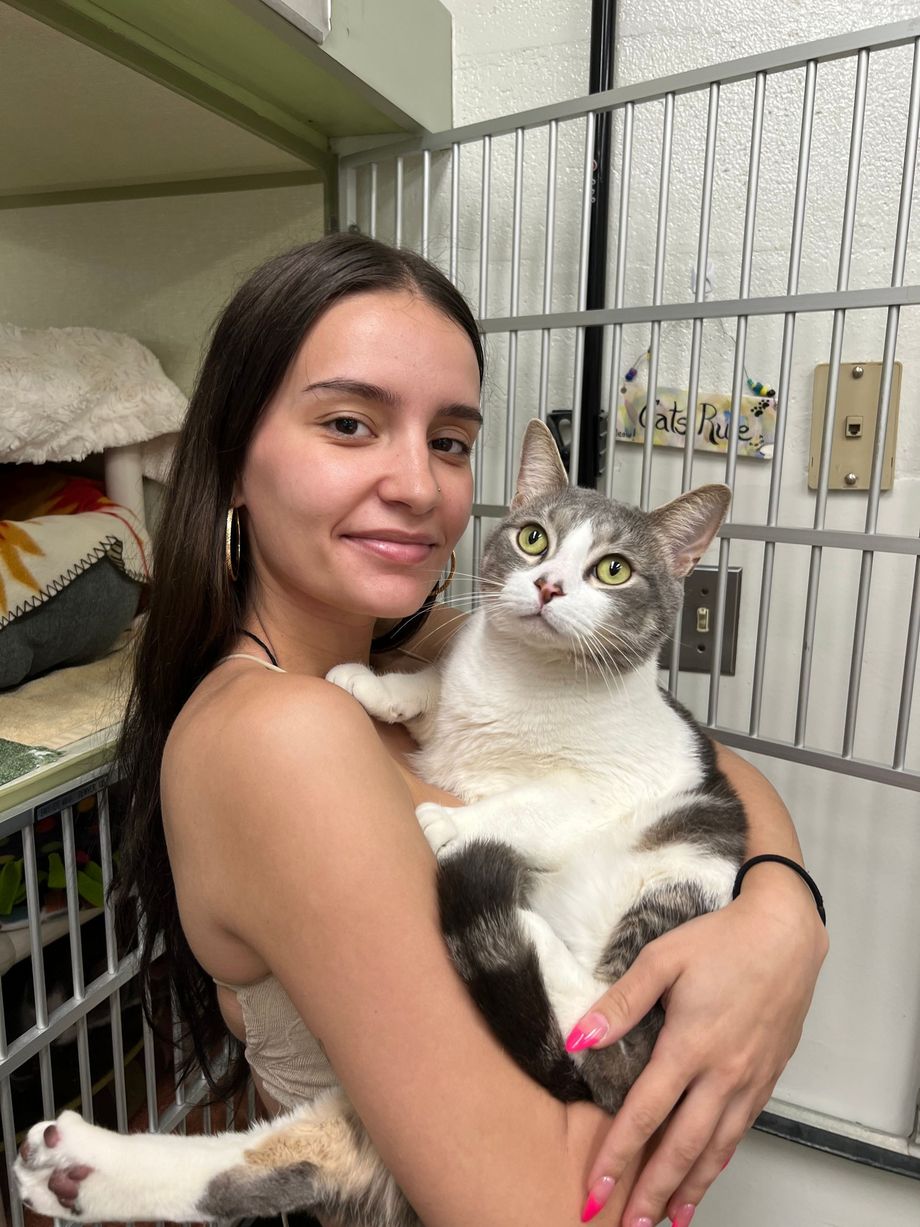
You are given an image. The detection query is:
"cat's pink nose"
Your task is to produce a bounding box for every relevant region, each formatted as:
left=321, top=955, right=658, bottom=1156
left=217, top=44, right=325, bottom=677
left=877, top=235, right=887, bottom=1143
left=536, top=578, right=564, bottom=605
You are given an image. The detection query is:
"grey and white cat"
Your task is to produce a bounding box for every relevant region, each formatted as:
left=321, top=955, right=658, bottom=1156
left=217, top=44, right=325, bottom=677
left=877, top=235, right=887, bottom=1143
left=16, top=419, right=746, bottom=1227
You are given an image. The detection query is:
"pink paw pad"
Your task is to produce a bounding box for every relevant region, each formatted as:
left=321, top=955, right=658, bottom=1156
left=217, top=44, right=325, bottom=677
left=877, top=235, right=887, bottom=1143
left=49, top=1165, right=93, bottom=1210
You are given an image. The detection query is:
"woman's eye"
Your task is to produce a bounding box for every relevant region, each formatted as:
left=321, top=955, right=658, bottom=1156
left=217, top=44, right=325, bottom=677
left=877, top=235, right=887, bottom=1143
left=329, top=417, right=371, bottom=437
left=595, top=555, right=632, bottom=586
left=431, top=436, right=471, bottom=456
left=517, top=524, right=549, bottom=555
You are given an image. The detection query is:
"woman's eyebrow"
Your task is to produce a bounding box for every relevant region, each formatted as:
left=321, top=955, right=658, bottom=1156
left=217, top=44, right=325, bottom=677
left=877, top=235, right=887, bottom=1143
left=303, top=377, right=398, bottom=405
left=437, top=404, right=484, bottom=425
left=302, top=378, right=482, bottom=424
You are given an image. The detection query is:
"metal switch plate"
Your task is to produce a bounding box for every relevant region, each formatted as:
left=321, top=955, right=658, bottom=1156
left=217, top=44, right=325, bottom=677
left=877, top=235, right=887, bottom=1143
left=660, top=566, right=742, bottom=675
left=809, top=362, right=901, bottom=491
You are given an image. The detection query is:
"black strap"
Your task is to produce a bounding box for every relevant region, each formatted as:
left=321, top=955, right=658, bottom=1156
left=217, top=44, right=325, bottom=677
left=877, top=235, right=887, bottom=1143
left=239, top=629, right=280, bottom=668
left=732, top=854, right=826, bottom=925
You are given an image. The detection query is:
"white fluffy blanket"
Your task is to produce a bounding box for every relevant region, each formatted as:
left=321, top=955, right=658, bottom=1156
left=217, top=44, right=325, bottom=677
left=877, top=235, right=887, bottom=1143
left=0, top=323, right=186, bottom=468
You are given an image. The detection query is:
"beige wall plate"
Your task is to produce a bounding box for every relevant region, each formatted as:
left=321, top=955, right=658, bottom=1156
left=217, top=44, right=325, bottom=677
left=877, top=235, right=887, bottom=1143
left=809, top=362, right=901, bottom=491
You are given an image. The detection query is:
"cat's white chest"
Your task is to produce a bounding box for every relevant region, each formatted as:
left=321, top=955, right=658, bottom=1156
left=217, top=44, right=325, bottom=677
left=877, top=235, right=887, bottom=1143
left=417, top=619, right=702, bottom=819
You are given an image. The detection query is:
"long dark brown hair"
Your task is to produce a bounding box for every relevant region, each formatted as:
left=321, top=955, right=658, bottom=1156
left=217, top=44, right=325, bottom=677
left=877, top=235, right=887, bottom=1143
left=113, top=233, right=484, bottom=1095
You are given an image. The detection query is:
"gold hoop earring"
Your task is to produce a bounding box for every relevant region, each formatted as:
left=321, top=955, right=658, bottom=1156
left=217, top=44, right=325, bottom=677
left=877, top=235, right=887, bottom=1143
left=225, top=506, right=241, bottom=582
left=433, top=550, right=457, bottom=597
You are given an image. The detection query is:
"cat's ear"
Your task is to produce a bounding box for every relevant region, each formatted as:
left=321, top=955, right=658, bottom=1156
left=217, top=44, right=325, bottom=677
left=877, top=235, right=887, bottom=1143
left=649, top=484, right=731, bottom=577
left=511, top=419, right=569, bottom=511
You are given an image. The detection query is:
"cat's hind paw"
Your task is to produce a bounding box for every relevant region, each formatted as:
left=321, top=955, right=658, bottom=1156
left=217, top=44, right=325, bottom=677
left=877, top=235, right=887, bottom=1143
left=14, top=1113, right=101, bottom=1221
left=416, top=802, right=460, bottom=856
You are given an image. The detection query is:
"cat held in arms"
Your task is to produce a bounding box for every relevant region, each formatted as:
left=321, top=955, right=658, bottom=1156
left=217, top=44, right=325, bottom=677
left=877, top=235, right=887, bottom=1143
left=16, top=419, right=746, bottom=1227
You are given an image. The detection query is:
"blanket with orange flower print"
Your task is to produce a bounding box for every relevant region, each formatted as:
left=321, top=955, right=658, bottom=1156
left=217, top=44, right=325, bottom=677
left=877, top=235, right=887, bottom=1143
left=0, top=471, right=150, bottom=628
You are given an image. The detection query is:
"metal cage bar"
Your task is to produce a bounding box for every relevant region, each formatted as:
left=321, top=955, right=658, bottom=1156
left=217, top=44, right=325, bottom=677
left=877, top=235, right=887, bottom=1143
left=0, top=968, right=24, bottom=1227
left=707, top=69, right=767, bottom=727
left=22, top=823, right=54, bottom=1118
left=666, top=82, right=720, bottom=692
left=842, top=37, right=920, bottom=757
left=61, top=805, right=95, bottom=1120
left=794, top=48, right=869, bottom=745
left=749, top=58, right=818, bottom=736
left=640, top=92, right=675, bottom=510
left=471, top=136, right=492, bottom=571
left=894, top=555, right=920, bottom=769
left=503, top=128, right=525, bottom=502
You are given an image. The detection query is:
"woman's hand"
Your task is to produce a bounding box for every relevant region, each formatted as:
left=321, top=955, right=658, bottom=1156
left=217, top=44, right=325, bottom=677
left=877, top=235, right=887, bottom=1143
left=572, top=867, right=828, bottom=1227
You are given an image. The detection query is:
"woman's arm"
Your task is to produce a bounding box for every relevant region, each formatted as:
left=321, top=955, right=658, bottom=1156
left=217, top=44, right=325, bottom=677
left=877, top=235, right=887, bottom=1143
left=176, top=676, right=641, bottom=1227
left=716, top=741, right=825, bottom=913
left=566, top=743, right=828, bottom=1227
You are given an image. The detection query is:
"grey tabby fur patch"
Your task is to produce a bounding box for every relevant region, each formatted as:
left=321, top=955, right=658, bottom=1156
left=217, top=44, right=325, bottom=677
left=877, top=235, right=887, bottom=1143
left=439, top=840, right=592, bottom=1103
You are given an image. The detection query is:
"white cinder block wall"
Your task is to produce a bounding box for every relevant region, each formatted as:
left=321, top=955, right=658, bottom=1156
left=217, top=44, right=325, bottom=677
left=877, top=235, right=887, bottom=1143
left=436, top=3, right=920, bottom=1225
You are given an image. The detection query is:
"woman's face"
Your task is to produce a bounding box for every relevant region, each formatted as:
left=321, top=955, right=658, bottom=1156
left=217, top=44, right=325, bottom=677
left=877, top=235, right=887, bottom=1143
left=238, top=289, right=482, bottom=630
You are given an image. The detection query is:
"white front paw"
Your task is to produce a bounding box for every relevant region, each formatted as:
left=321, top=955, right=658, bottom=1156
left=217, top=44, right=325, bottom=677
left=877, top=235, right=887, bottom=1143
left=416, top=802, right=461, bottom=856
left=14, top=1111, right=103, bottom=1221
left=326, top=663, right=423, bottom=723
left=325, top=663, right=393, bottom=720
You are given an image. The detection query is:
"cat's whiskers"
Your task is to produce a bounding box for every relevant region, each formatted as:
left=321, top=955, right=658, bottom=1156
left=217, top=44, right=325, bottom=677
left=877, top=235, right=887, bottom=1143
left=577, top=624, right=641, bottom=710
left=399, top=608, right=478, bottom=654
left=392, top=593, right=507, bottom=656
left=576, top=625, right=628, bottom=711
left=591, top=624, right=647, bottom=674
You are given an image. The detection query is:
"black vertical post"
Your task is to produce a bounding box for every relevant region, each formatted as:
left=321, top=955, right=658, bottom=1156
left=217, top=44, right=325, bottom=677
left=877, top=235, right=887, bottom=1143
left=576, top=0, right=618, bottom=486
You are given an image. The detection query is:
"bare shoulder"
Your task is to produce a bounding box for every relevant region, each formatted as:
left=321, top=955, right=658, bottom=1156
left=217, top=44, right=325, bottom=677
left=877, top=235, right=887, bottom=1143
left=162, top=666, right=403, bottom=844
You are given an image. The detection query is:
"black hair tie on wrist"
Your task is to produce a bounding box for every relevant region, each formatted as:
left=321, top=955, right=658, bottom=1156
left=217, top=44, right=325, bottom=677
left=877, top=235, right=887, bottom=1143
left=732, top=854, right=826, bottom=925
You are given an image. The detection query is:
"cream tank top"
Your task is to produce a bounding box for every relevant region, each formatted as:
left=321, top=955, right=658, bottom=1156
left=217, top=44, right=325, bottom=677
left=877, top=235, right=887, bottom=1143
left=210, top=652, right=339, bottom=1109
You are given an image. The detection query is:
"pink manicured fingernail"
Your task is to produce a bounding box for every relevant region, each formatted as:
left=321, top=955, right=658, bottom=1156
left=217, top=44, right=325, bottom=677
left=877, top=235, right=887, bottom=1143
left=580, top=1176, right=615, bottom=1222
left=671, top=1204, right=696, bottom=1227
left=632, top=1218, right=654, bottom=1227
left=720, top=1146, right=736, bottom=1171
left=566, top=1012, right=609, bottom=1053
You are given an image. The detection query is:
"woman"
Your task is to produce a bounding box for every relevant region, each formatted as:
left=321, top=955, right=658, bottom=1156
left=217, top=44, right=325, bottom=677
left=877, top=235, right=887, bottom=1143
left=112, top=233, right=826, bottom=1227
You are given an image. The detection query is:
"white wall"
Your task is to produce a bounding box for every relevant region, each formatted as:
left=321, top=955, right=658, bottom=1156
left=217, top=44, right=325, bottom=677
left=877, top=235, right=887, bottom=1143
left=430, top=3, right=920, bottom=1224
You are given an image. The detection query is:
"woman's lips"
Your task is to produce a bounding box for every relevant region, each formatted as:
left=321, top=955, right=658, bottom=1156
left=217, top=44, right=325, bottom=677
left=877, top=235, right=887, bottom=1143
left=343, top=536, right=436, bottom=565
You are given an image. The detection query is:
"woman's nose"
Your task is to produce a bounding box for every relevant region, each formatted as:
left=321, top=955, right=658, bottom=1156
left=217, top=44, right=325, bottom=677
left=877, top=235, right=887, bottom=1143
left=379, top=442, right=440, bottom=511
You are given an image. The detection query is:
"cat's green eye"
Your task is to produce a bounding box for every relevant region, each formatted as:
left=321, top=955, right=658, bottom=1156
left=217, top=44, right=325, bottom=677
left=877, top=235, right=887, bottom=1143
left=517, top=524, right=549, bottom=555
left=595, top=555, right=632, bottom=586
